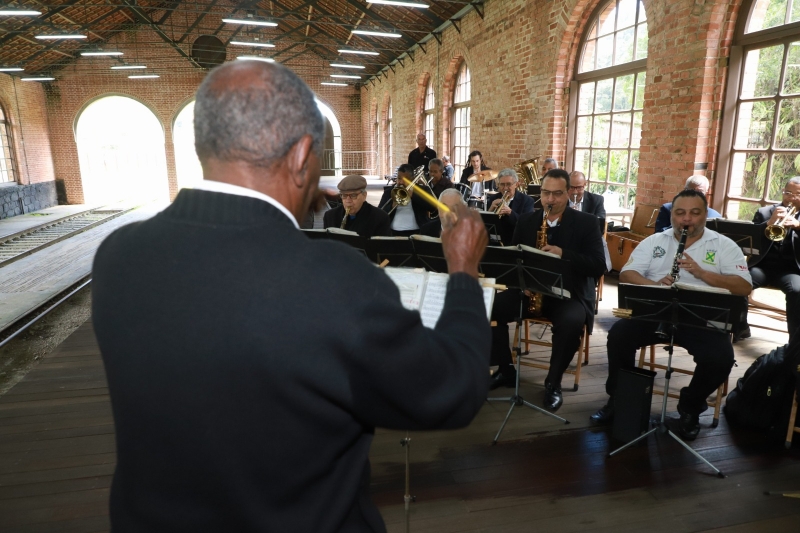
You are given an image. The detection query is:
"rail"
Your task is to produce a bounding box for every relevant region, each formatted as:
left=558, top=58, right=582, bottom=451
left=321, top=150, right=378, bottom=175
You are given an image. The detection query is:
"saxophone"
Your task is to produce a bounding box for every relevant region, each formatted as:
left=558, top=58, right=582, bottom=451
left=528, top=205, right=552, bottom=316
left=340, top=206, right=351, bottom=229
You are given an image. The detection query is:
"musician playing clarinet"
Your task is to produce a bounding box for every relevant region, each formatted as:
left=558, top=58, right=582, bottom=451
left=592, top=189, right=752, bottom=440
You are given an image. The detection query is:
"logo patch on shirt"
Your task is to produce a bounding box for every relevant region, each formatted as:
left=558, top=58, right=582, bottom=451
left=703, top=251, right=716, bottom=265
left=736, top=264, right=748, bottom=271
left=653, top=246, right=666, bottom=258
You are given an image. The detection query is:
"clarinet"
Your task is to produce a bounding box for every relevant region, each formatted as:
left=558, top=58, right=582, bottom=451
left=655, top=226, right=689, bottom=340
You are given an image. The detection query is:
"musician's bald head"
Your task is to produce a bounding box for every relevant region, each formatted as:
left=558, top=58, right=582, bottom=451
left=194, top=61, right=324, bottom=168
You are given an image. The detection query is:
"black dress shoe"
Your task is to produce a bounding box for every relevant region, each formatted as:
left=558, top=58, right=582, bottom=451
left=544, top=383, right=563, bottom=411
left=489, top=369, right=516, bottom=390
left=733, top=325, right=751, bottom=343
left=678, top=412, right=701, bottom=441
left=590, top=402, right=615, bottom=425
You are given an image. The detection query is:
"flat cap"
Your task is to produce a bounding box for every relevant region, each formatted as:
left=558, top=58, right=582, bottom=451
left=337, top=175, right=367, bottom=191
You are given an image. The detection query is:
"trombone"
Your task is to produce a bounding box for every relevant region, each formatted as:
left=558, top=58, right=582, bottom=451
left=382, top=166, right=427, bottom=214
left=765, top=205, right=798, bottom=242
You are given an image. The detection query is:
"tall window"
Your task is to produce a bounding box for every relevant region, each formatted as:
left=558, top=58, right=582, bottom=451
left=387, top=101, right=393, bottom=175
left=569, top=0, right=648, bottom=209
left=718, top=0, right=800, bottom=220
left=452, top=63, right=471, bottom=178
left=0, top=104, right=17, bottom=185
left=374, top=107, right=380, bottom=176
left=424, top=80, right=435, bottom=148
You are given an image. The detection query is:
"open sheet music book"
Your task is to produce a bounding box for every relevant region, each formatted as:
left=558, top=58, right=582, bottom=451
left=382, top=267, right=496, bottom=329
left=672, top=281, right=731, bottom=294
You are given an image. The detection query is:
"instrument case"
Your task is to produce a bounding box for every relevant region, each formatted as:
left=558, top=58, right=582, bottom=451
left=606, top=204, right=659, bottom=272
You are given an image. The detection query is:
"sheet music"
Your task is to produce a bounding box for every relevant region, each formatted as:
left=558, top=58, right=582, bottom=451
left=518, top=244, right=560, bottom=258
left=326, top=227, right=359, bottom=236
left=383, top=268, right=425, bottom=311
left=419, top=272, right=449, bottom=328
left=673, top=281, right=731, bottom=294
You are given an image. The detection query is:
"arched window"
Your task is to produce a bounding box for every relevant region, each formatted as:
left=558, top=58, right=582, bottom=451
left=452, top=62, right=471, bottom=178
left=717, top=0, right=800, bottom=220
left=0, top=104, right=17, bottom=185
left=568, top=0, right=648, bottom=209
left=424, top=80, right=435, bottom=148
left=374, top=106, right=380, bottom=176
left=173, top=101, right=203, bottom=190
left=387, top=101, right=393, bottom=175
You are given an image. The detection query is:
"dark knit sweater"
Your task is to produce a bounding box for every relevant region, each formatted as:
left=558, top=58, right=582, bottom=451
left=323, top=201, right=392, bottom=238
left=92, top=188, right=491, bottom=532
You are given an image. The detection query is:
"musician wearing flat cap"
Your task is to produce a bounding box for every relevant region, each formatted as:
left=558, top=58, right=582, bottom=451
left=323, top=174, right=391, bottom=237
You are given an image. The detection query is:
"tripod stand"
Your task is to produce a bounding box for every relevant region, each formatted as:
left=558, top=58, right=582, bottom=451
left=608, top=285, right=744, bottom=477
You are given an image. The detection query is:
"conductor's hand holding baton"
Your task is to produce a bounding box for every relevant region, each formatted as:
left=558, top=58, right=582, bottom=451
left=441, top=203, right=489, bottom=279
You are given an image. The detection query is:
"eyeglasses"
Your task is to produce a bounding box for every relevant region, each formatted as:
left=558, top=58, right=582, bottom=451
left=568, top=185, right=585, bottom=191
left=339, top=192, right=363, bottom=200
left=782, top=190, right=800, bottom=198
left=497, top=181, right=516, bottom=188
left=541, top=189, right=565, bottom=198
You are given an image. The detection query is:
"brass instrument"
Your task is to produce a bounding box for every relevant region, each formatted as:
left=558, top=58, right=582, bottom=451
left=528, top=205, right=552, bottom=316
left=513, top=157, right=541, bottom=187
left=493, top=191, right=511, bottom=217
left=391, top=165, right=426, bottom=207
left=340, top=206, right=350, bottom=229
left=765, top=206, right=797, bottom=242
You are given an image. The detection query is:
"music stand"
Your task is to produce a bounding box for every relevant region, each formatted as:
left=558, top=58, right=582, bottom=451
left=706, top=218, right=763, bottom=259
left=480, top=212, right=504, bottom=246
left=608, top=283, right=745, bottom=477
left=480, top=245, right=572, bottom=444
left=410, top=236, right=447, bottom=273
left=367, top=237, right=416, bottom=267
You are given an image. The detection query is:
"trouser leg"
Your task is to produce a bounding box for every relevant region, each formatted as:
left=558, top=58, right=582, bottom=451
left=490, top=290, right=522, bottom=373
left=605, top=319, right=661, bottom=397
left=673, top=329, right=735, bottom=416
left=543, top=298, right=586, bottom=387
left=776, top=272, right=800, bottom=334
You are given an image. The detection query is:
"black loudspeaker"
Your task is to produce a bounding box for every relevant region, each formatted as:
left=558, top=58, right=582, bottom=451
left=612, top=367, right=656, bottom=443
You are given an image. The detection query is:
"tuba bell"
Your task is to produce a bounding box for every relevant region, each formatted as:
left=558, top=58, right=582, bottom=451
left=514, top=157, right=541, bottom=187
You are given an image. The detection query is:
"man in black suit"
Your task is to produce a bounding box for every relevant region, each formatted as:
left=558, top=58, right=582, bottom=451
left=92, top=61, right=491, bottom=533
left=379, top=164, right=436, bottom=236
left=489, top=169, right=607, bottom=411
left=568, top=171, right=606, bottom=219
left=323, top=175, right=391, bottom=237
left=748, top=177, right=800, bottom=334
left=486, top=168, right=536, bottom=246
left=408, top=133, right=436, bottom=172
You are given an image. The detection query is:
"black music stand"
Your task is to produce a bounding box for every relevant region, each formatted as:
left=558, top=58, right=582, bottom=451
left=608, top=283, right=744, bottom=477
left=480, top=212, right=504, bottom=246
left=302, top=229, right=369, bottom=258
left=480, top=245, right=572, bottom=444
left=410, top=236, right=447, bottom=273
left=706, top=218, right=763, bottom=259
left=367, top=237, right=416, bottom=267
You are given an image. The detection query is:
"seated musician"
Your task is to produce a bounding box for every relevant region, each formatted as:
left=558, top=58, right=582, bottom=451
left=486, top=168, right=536, bottom=246
left=419, top=189, right=467, bottom=238
left=489, top=169, right=606, bottom=411
left=428, top=158, right=454, bottom=199
left=323, top=175, right=391, bottom=237
left=541, top=157, right=558, bottom=175
left=591, top=190, right=752, bottom=440
left=459, top=150, right=495, bottom=198
left=568, top=171, right=606, bottom=219
left=379, top=164, right=436, bottom=237
left=655, top=175, right=722, bottom=233
left=746, top=176, right=800, bottom=335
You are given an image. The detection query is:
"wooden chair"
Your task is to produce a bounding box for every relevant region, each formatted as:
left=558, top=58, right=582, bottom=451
left=511, top=318, right=590, bottom=391
left=748, top=287, right=788, bottom=333
left=787, top=396, right=799, bottom=449
left=637, top=344, right=728, bottom=428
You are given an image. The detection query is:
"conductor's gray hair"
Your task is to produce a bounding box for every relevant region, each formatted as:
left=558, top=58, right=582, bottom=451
left=439, top=188, right=467, bottom=205
left=497, top=168, right=519, bottom=183
left=194, top=61, right=324, bottom=167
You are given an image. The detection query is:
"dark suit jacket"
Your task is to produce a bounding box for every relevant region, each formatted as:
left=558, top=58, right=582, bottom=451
left=656, top=202, right=722, bottom=232
left=486, top=189, right=536, bottom=245
left=579, top=191, right=606, bottom=219
left=92, top=189, right=490, bottom=532
left=419, top=218, right=442, bottom=238
left=512, top=207, right=606, bottom=330
left=749, top=204, right=800, bottom=270
left=459, top=166, right=496, bottom=192
left=323, top=201, right=392, bottom=238
left=379, top=184, right=435, bottom=228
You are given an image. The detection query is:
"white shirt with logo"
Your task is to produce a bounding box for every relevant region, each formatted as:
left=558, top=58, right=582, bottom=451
left=621, top=228, right=752, bottom=287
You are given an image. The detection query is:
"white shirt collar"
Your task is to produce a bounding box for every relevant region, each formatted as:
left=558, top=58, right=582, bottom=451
left=191, top=179, right=299, bottom=229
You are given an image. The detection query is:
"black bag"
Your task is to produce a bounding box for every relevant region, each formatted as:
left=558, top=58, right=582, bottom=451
left=724, top=344, right=796, bottom=441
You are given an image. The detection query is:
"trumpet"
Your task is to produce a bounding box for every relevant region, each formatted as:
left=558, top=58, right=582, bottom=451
left=340, top=206, right=350, bottom=229
left=765, top=206, right=797, bottom=242
left=493, top=191, right=511, bottom=217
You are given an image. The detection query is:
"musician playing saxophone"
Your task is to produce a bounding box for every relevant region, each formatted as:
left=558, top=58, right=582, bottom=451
left=323, top=175, right=391, bottom=237
left=592, top=189, right=752, bottom=440
left=489, top=169, right=606, bottom=412
left=486, top=169, right=535, bottom=245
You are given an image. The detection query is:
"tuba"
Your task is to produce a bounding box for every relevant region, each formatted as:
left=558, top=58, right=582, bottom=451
left=765, top=206, right=797, bottom=242
left=528, top=205, right=551, bottom=316
left=514, top=157, right=541, bottom=187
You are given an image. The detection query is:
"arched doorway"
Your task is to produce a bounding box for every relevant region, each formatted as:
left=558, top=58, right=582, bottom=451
left=173, top=101, right=203, bottom=190
left=315, top=99, right=342, bottom=177
left=75, top=96, right=169, bottom=205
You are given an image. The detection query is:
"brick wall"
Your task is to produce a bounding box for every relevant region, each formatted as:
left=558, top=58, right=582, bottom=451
left=0, top=74, right=56, bottom=187
left=43, top=29, right=363, bottom=204
left=361, top=0, right=748, bottom=210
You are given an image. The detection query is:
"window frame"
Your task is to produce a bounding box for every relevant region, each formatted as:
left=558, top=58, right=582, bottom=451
left=0, top=103, right=18, bottom=186
left=451, top=62, right=471, bottom=178
left=386, top=100, right=393, bottom=176
left=424, top=79, right=435, bottom=149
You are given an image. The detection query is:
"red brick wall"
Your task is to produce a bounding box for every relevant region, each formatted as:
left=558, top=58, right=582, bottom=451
left=0, top=74, right=56, bottom=185
left=43, top=29, right=363, bottom=204
left=361, top=0, right=749, bottom=210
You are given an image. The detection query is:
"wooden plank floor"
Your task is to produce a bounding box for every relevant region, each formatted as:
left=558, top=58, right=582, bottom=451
left=0, top=279, right=797, bottom=532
